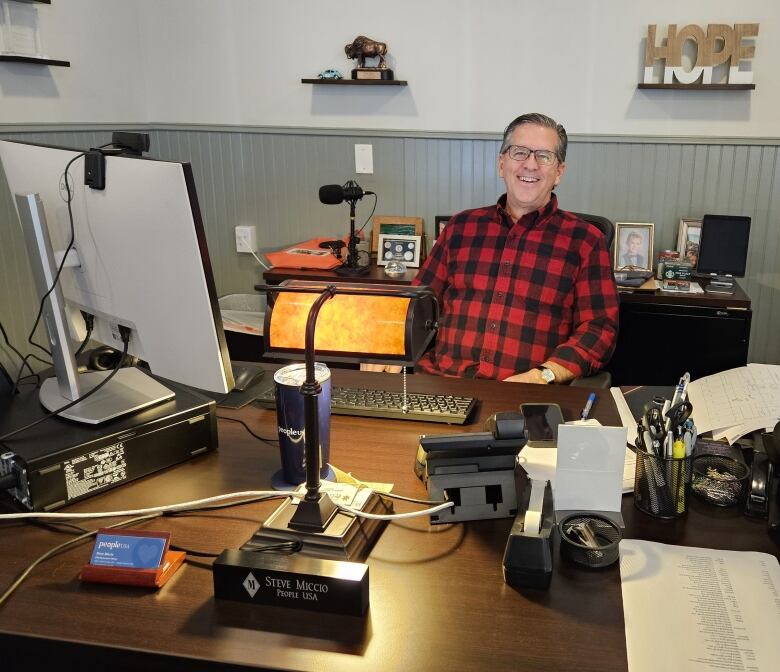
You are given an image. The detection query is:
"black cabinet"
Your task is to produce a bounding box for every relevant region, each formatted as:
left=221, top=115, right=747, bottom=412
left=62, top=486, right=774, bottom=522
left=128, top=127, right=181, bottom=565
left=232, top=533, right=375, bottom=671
left=607, top=284, right=752, bottom=386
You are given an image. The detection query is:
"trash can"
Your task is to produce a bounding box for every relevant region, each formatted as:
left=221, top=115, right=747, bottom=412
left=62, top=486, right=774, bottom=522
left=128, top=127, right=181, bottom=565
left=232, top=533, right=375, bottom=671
left=218, top=293, right=266, bottom=362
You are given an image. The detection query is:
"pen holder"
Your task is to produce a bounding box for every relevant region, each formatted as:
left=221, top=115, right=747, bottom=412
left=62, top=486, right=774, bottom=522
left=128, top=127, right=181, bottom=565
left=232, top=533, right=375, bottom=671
left=691, top=455, right=749, bottom=507
left=634, top=449, right=693, bottom=519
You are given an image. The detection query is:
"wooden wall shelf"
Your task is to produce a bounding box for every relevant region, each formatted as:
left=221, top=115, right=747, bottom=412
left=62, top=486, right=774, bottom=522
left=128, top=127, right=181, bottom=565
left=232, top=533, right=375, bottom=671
left=302, top=78, right=407, bottom=86
left=637, top=83, right=755, bottom=91
left=0, top=54, right=69, bottom=66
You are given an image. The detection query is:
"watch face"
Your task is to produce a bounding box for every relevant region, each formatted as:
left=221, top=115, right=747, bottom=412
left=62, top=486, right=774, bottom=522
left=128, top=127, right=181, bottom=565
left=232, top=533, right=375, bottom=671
left=540, top=367, right=555, bottom=383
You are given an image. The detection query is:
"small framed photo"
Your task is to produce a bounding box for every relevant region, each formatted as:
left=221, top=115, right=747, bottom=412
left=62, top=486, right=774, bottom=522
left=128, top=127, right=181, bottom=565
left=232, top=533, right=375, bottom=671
left=434, top=215, right=450, bottom=239
left=377, top=234, right=422, bottom=268
left=371, top=216, right=423, bottom=253
left=614, top=222, right=654, bottom=271
left=676, top=218, right=702, bottom=268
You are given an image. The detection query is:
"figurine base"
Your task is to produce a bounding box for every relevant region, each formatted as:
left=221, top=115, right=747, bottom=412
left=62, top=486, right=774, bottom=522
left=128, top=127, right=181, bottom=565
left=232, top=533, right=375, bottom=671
left=352, top=68, right=394, bottom=81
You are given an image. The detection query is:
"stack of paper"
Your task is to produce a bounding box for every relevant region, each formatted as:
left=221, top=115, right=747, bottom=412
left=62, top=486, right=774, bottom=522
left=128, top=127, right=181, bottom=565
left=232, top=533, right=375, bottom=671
left=620, top=539, right=780, bottom=672
left=687, top=364, right=780, bottom=444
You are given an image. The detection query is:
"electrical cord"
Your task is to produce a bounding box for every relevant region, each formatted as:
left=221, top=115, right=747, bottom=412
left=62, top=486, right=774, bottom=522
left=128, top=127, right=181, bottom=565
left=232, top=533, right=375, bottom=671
left=0, top=488, right=454, bottom=523
left=0, top=328, right=130, bottom=443
left=0, top=320, right=46, bottom=393
left=12, top=152, right=85, bottom=395
left=73, top=311, right=94, bottom=357
left=217, top=415, right=278, bottom=445
left=356, top=192, right=378, bottom=235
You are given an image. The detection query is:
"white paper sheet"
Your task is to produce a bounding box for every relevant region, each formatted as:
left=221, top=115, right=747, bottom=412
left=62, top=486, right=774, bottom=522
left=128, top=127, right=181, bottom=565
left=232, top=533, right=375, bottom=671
left=554, top=425, right=628, bottom=511
left=620, top=539, right=780, bottom=672
left=518, top=420, right=635, bottom=494
left=687, top=365, right=780, bottom=441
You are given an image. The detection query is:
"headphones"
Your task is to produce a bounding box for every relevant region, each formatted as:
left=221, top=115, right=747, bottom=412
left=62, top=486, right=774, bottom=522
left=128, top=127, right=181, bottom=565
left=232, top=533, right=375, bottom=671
left=87, top=346, right=139, bottom=371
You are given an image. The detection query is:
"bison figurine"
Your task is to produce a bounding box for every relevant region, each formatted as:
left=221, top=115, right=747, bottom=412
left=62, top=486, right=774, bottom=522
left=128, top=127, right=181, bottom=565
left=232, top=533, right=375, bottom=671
left=344, top=35, right=388, bottom=69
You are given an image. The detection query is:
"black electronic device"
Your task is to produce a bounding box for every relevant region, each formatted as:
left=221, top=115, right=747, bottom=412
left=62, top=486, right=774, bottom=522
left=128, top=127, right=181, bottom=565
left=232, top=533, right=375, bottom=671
left=697, top=214, right=751, bottom=294
left=0, top=376, right=217, bottom=511
left=745, top=451, right=772, bottom=519
left=318, top=180, right=374, bottom=277
left=415, top=411, right=528, bottom=524
left=110, top=131, right=150, bottom=156
left=255, top=383, right=476, bottom=425
left=519, top=403, right=564, bottom=447
left=231, top=365, right=265, bottom=393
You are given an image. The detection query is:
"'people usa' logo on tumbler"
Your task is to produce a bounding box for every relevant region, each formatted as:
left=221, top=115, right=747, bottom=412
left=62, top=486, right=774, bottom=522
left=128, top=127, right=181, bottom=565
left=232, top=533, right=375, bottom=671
left=278, top=426, right=305, bottom=441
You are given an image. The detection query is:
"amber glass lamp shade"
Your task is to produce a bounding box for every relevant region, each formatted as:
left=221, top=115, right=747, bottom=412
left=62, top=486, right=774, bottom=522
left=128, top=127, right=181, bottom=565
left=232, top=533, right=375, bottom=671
left=261, top=280, right=437, bottom=367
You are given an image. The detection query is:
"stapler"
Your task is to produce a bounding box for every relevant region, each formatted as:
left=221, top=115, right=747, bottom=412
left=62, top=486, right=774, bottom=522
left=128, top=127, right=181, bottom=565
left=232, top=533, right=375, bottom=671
left=745, top=451, right=772, bottom=518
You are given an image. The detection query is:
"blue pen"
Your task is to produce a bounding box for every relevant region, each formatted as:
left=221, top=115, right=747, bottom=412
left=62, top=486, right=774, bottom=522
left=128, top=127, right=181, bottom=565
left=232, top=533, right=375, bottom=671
left=580, top=392, right=597, bottom=421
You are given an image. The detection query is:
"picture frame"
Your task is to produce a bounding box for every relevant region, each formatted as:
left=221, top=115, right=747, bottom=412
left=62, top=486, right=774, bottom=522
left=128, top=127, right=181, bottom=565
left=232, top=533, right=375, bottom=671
left=434, top=215, right=450, bottom=239
left=377, top=233, right=422, bottom=268
left=371, top=216, right=423, bottom=254
left=614, top=222, right=654, bottom=271
left=676, top=218, right=702, bottom=268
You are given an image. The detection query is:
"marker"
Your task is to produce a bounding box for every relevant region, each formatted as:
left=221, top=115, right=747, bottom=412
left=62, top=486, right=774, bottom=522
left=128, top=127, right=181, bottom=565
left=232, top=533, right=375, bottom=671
left=580, top=392, right=596, bottom=421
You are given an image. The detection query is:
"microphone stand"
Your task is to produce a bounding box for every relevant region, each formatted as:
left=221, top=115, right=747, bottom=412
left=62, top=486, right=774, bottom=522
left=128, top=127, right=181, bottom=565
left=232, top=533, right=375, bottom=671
left=335, top=183, right=370, bottom=277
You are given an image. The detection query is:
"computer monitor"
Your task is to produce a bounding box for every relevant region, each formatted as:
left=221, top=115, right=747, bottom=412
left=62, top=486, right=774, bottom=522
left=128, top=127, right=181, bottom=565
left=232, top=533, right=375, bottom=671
left=0, top=139, right=235, bottom=424
left=696, top=214, right=751, bottom=294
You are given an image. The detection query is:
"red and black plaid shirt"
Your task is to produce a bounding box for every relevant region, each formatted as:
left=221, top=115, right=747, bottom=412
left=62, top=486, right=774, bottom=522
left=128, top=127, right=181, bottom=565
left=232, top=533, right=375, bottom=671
left=412, top=194, right=618, bottom=379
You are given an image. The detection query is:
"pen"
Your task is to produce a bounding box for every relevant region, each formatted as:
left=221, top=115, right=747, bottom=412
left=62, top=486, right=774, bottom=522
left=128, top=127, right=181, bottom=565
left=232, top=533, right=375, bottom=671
left=580, top=392, right=596, bottom=421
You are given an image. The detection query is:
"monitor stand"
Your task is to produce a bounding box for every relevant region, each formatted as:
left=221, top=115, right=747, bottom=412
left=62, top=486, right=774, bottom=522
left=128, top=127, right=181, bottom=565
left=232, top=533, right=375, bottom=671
left=17, top=193, right=174, bottom=425
left=704, top=274, right=736, bottom=295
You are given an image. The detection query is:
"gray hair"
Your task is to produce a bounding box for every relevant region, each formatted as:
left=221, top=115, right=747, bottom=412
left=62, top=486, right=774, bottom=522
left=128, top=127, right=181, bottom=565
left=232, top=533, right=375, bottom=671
left=499, top=113, right=568, bottom=163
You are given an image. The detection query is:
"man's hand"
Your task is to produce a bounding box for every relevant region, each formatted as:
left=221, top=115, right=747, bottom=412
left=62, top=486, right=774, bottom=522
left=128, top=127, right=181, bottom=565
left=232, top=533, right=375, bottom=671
left=502, top=361, right=577, bottom=384
left=503, top=369, right=546, bottom=384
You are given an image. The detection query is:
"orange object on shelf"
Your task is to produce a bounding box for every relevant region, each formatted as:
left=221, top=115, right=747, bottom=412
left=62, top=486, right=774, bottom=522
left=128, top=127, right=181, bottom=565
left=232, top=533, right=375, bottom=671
left=266, top=238, right=346, bottom=270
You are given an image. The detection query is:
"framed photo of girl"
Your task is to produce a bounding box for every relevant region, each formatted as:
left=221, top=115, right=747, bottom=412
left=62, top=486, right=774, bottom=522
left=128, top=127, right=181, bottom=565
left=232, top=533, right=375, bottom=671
left=614, top=222, right=654, bottom=271
left=676, top=218, right=702, bottom=268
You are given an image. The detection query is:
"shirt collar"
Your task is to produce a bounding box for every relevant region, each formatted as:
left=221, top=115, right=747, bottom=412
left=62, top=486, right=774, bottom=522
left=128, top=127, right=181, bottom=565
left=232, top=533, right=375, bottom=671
left=497, top=193, right=558, bottom=229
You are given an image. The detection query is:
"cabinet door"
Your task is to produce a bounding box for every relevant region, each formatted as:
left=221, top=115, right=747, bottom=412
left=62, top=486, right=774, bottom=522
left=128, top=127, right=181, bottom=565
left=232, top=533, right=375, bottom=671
left=607, top=303, right=751, bottom=386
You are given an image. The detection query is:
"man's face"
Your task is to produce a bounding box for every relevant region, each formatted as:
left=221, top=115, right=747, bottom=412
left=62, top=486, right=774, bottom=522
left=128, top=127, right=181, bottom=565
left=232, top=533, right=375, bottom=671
left=498, top=124, right=566, bottom=218
left=628, top=235, right=642, bottom=253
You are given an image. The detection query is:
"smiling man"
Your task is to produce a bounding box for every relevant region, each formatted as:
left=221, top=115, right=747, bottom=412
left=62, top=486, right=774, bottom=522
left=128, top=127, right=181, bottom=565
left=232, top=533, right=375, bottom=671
left=411, top=113, right=619, bottom=384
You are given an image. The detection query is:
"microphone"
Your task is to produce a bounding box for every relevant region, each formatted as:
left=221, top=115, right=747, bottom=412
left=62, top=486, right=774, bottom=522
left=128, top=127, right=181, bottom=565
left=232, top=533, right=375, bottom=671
left=319, top=181, right=374, bottom=204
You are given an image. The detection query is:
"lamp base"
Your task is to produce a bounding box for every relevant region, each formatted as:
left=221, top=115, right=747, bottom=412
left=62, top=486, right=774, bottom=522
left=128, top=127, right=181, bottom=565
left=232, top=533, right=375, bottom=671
left=334, top=264, right=371, bottom=277
left=243, top=492, right=391, bottom=561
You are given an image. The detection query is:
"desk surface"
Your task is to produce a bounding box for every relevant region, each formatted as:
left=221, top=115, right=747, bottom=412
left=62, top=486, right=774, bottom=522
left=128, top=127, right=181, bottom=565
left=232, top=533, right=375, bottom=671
left=0, top=370, right=776, bottom=671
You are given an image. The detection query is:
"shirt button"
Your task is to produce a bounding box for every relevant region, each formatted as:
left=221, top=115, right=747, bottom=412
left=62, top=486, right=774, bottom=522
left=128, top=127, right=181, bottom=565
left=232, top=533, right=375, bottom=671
left=497, top=292, right=504, bottom=299
left=503, top=261, right=510, bottom=267
left=490, top=322, right=497, bottom=330
left=482, top=354, right=490, bottom=362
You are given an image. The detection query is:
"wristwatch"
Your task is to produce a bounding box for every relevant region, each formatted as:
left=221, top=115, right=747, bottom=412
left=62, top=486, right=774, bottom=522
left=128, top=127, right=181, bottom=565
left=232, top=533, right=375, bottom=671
left=535, top=366, right=556, bottom=384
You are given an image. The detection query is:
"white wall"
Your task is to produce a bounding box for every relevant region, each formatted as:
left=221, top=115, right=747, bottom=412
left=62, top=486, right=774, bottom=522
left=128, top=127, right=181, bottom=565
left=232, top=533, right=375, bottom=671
left=0, top=0, right=146, bottom=123
left=1, top=0, right=779, bottom=136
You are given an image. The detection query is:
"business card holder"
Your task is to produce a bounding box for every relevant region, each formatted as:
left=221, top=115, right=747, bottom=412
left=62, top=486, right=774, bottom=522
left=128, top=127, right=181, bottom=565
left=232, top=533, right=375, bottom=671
left=80, top=550, right=186, bottom=588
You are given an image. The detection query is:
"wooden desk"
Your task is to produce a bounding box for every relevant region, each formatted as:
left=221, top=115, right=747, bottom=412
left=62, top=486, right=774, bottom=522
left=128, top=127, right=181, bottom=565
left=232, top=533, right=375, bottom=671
left=1, top=370, right=775, bottom=671
left=262, top=267, right=753, bottom=386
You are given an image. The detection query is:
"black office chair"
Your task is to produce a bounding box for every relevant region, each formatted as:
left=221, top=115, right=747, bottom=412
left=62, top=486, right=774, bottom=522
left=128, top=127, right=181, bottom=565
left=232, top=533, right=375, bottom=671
left=571, top=212, right=615, bottom=252
left=566, top=212, right=616, bottom=390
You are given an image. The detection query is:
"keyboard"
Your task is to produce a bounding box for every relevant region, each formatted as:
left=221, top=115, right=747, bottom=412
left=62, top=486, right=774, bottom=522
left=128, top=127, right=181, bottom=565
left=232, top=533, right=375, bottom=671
left=254, top=385, right=476, bottom=425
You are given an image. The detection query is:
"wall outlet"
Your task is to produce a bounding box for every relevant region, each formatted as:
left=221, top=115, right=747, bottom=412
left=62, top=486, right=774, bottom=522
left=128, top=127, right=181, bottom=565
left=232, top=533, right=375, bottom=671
left=355, top=144, right=374, bottom=174
left=235, top=225, right=257, bottom=253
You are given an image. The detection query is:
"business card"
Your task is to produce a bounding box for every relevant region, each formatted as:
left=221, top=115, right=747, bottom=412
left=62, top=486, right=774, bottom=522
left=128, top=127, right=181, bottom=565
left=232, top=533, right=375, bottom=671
left=90, top=529, right=170, bottom=569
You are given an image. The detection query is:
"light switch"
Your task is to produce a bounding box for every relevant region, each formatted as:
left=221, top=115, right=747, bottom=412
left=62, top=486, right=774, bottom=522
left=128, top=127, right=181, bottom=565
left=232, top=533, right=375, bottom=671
left=355, top=144, right=374, bottom=174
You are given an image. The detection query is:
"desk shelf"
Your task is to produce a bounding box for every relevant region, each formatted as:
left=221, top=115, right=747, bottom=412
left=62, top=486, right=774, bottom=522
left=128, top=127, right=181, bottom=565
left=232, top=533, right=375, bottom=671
left=0, top=54, right=68, bottom=66
left=637, top=83, right=755, bottom=90
left=301, top=78, right=407, bottom=86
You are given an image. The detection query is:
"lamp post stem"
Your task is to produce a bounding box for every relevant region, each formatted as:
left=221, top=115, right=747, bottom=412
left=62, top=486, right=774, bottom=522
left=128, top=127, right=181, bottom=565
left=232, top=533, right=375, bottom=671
left=301, top=286, right=337, bottom=502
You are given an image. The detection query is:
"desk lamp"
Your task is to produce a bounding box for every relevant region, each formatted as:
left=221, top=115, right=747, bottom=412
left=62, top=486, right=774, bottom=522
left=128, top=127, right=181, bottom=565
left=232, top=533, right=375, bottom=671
left=249, top=280, right=438, bottom=558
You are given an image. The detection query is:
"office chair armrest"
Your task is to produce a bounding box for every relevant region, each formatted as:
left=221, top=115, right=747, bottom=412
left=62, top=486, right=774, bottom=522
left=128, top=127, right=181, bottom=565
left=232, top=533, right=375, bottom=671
left=569, top=371, right=612, bottom=389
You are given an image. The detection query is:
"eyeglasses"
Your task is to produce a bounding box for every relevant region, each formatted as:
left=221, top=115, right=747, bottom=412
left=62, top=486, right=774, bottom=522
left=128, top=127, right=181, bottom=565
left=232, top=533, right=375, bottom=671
left=504, top=145, right=557, bottom=166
